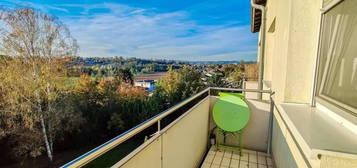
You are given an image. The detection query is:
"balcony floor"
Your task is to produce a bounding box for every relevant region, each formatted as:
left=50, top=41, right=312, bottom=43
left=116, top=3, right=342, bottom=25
left=201, top=146, right=274, bottom=168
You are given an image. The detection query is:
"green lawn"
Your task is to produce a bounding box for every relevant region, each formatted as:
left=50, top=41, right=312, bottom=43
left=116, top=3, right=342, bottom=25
left=83, top=139, right=142, bottom=168
left=3, top=139, right=142, bottom=168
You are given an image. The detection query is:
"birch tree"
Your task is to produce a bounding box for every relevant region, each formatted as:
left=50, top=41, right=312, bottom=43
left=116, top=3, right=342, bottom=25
left=0, top=7, right=80, bottom=161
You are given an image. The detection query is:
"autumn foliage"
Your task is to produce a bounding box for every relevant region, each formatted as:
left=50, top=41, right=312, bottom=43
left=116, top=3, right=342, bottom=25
left=116, top=83, right=148, bottom=100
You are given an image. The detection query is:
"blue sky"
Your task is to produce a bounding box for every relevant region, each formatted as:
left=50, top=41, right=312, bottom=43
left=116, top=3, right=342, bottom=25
left=1, top=0, right=258, bottom=61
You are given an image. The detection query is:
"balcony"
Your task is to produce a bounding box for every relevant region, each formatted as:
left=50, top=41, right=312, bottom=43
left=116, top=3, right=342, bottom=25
left=60, top=87, right=273, bottom=168
left=60, top=86, right=357, bottom=168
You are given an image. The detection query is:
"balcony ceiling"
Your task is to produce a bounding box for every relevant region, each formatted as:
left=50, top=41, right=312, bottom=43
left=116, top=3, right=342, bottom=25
left=251, top=0, right=267, bottom=33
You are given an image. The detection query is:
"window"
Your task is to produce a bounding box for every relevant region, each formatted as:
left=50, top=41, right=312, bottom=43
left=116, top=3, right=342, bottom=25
left=316, top=0, right=357, bottom=114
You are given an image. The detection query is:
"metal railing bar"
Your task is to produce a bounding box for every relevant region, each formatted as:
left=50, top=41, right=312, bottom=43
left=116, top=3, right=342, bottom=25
left=157, top=120, right=161, bottom=132
left=267, top=91, right=275, bottom=154
left=210, top=87, right=272, bottom=93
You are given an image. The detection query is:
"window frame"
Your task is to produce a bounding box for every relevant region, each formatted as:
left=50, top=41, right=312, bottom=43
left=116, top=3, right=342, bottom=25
left=313, top=0, right=357, bottom=116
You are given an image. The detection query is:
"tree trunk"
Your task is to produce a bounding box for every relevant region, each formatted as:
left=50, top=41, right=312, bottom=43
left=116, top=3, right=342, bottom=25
left=33, top=67, right=53, bottom=162
left=46, top=83, right=54, bottom=156
left=40, top=113, right=53, bottom=161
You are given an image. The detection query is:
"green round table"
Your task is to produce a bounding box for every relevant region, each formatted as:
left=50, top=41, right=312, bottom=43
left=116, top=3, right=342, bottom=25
left=212, top=95, right=250, bottom=132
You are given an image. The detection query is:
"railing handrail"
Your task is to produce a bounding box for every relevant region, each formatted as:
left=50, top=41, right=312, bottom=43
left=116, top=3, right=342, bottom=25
left=210, top=87, right=272, bottom=93
left=60, top=87, right=272, bottom=168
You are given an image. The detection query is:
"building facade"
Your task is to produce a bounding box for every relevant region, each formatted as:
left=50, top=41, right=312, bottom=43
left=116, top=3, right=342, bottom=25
left=251, top=0, right=357, bottom=167
left=61, top=1, right=357, bottom=168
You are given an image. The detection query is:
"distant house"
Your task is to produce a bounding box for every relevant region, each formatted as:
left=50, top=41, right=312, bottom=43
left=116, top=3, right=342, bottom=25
left=204, top=73, right=212, bottom=77
left=134, top=80, right=155, bottom=92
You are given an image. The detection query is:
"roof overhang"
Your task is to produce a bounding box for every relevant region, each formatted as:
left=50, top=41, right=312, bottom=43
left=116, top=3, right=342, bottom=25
left=251, top=0, right=267, bottom=33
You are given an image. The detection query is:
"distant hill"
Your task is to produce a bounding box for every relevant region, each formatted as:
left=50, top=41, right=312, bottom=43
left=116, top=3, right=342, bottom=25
left=71, top=57, right=182, bottom=66
left=71, top=57, right=255, bottom=66
left=188, top=60, right=256, bottom=65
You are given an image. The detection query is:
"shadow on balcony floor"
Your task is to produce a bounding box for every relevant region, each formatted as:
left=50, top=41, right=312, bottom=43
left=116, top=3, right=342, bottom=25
left=201, top=146, right=274, bottom=168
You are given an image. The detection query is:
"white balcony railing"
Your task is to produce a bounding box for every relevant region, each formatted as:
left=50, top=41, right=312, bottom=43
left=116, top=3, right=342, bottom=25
left=60, top=87, right=273, bottom=168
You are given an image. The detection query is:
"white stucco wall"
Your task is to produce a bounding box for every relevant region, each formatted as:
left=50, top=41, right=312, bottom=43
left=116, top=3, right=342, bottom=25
left=261, top=0, right=322, bottom=103
left=257, top=0, right=357, bottom=167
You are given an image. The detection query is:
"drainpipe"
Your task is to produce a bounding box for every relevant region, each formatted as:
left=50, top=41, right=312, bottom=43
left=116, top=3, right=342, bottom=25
left=251, top=0, right=266, bottom=99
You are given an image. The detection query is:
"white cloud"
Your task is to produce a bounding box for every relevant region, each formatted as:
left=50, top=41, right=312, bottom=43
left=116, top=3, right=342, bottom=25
left=2, top=0, right=69, bottom=13
left=1, top=1, right=258, bottom=61
left=63, top=3, right=258, bottom=61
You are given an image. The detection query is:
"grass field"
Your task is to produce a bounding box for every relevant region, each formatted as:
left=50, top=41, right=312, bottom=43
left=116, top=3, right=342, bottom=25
left=82, top=139, right=143, bottom=168
left=134, top=72, right=167, bottom=81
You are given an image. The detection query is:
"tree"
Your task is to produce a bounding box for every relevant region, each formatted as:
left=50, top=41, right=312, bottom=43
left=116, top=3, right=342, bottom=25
left=244, top=64, right=258, bottom=81
left=115, top=68, right=134, bottom=85
left=230, top=68, right=245, bottom=87
left=0, top=7, right=80, bottom=161
left=108, top=84, right=152, bottom=131
left=156, top=66, right=204, bottom=105
left=73, top=75, right=116, bottom=143
left=207, top=74, right=225, bottom=87
left=116, top=83, right=148, bottom=100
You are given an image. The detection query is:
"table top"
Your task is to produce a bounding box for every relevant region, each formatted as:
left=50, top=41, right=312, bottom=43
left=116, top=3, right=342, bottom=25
left=213, top=94, right=250, bottom=132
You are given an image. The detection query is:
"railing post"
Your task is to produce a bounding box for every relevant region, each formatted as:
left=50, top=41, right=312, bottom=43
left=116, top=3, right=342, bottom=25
left=207, top=88, right=212, bottom=150
left=157, top=120, right=163, bottom=168
left=267, top=92, right=275, bottom=154
left=242, top=80, right=246, bottom=95
left=157, top=120, right=161, bottom=133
